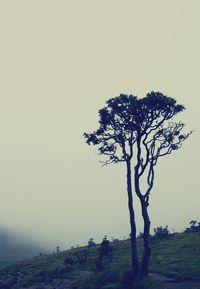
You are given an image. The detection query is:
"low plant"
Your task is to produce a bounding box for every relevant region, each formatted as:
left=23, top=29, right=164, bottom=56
left=152, top=226, right=171, bottom=241
left=184, top=220, right=200, bottom=233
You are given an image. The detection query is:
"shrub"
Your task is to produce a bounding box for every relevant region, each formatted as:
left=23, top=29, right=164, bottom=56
left=93, top=236, right=114, bottom=271
left=184, top=220, right=200, bottom=233
left=88, top=238, right=96, bottom=248
left=98, top=236, right=113, bottom=259
left=153, top=226, right=171, bottom=240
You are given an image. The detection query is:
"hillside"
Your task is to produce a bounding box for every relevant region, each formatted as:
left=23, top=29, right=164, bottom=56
left=0, top=232, right=199, bottom=289
left=0, top=228, right=47, bottom=265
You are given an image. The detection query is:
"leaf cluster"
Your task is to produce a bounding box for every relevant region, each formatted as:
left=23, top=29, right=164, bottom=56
left=84, top=91, right=191, bottom=167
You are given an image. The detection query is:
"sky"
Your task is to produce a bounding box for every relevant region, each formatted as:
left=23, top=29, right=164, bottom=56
left=0, top=0, right=199, bottom=250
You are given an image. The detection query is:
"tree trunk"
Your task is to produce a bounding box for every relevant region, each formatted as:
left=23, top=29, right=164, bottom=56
left=140, top=201, right=151, bottom=276
left=126, top=160, right=139, bottom=278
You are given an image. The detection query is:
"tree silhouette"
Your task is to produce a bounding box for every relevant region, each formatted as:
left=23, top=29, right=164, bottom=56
left=84, top=91, right=191, bottom=279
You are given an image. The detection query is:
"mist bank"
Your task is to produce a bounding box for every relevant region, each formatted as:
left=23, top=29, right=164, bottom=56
left=0, top=227, right=50, bottom=263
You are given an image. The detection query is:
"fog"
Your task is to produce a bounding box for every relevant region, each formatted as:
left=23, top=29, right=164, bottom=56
left=0, top=1, right=199, bottom=250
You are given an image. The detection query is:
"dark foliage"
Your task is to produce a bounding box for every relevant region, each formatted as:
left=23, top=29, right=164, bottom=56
left=98, top=236, right=113, bottom=259
left=93, top=236, right=114, bottom=271
left=185, top=220, right=200, bottom=233
left=88, top=238, right=96, bottom=248
left=152, top=226, right=171, bottom=240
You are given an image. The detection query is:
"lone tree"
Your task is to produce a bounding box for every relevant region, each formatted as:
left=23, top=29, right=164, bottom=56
left=84, top=91, right=191, bottom=278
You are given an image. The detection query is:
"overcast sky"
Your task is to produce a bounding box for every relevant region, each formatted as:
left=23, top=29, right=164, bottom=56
left=0, top=1, right=199, bottom=249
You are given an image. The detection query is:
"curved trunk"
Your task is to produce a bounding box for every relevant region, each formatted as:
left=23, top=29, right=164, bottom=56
left=140, top=201, right=151, bottom=276
left=126, top=160, right=139, bottom=278
left=134, top=137, right=151, bottom=277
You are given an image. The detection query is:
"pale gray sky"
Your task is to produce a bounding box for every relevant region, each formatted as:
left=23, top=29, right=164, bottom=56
left=0, top=1, right=199, bottom=249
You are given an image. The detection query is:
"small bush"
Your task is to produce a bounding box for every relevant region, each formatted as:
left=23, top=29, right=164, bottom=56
left=152, top=226, right=171, bottom=240
left=93, top=236, right=114, bottom=271
left=88, top=238, right=96, bottom=248
left=98, top=236, right=113, bottom=259
left=184, top=220, right=200, bottom=233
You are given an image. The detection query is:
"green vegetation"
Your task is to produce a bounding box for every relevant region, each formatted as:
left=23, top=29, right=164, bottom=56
left=150, top=232, right=200, bottom=280
left=0, top=231, right=199, bottom=289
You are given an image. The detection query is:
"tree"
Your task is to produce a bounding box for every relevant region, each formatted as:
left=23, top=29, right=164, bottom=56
left=84, top=91, right=191, bottom=279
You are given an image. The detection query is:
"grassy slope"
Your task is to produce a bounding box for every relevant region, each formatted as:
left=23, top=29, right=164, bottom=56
left=0, top=232, right=199, bottom=289
left=150, top=232, right=200, bottom=280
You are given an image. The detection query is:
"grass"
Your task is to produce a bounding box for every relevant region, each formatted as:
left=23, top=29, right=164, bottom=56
left=0, top=232, right=199, bottom=289
left=150, top=232, right=200, bottom=280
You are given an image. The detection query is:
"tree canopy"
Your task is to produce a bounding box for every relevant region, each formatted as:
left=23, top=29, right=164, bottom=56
left=84, top=91, right=190, bottom=169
